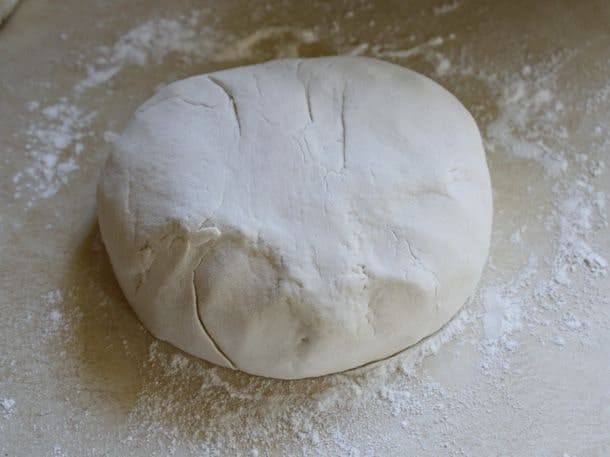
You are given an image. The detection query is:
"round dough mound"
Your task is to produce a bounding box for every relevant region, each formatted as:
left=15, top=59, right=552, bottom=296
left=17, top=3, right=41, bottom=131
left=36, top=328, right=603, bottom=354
left=98, top=57, right=492, bottom=379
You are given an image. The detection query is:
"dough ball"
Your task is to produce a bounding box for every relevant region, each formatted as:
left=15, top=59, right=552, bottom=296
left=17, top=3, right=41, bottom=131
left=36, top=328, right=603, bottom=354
left=97, top=57, right=492, bottom=379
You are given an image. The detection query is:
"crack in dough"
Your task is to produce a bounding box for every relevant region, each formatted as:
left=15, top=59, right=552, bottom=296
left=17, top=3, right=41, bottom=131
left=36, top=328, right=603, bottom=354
left=296, top=61, right=314, bottom=123
left=340, top=86, right=347, bottom=170
left=208, top=76, right=242, bottom=136
left=192, top=261, right=236, bottom=369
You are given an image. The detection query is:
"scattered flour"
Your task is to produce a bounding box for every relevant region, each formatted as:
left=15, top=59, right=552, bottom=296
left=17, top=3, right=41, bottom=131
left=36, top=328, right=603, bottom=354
left=433, top=1, right=460, bottom=16
left=212, top=25, right=318, bottom=61
left=123, top=306, right=473, bottom=455
left=13, top=100, right=95, bottom=205
left=8, top=8, right=610, bottom=456
left=1, top=398, right=16, bottom=414
left=484, top=58, right=573, bottom=176
left=371, top=35, right=447, bottom=59
left=367, top=35, right=456, bottom=78
left=42, top=289, right=64, bottom=306
left=75, top=14, right=218, bottom=93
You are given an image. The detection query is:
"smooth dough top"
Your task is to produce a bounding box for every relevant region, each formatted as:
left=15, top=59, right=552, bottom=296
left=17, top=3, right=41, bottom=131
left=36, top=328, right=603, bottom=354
left=97, top=57, right=492, bottom=379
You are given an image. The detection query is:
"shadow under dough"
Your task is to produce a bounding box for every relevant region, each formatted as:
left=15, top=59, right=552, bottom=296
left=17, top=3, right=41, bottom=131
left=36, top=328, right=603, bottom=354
left=58, top=220, right=148, bottom=416
left=58, top=219, right=345, bottom=443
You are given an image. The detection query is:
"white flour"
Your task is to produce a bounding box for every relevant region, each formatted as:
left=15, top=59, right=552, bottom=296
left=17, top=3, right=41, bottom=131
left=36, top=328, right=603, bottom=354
left=75, top=13, right=218, bottom=93
left=7, top=9, right=610, bottom=457
left=1, top=397, right=16, bottom=415
left=433, top=1, right=460, bottom=15
left=13, top=100, right=94, bottom=205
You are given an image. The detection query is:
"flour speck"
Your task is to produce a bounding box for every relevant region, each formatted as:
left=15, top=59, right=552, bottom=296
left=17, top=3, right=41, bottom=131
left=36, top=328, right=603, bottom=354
left=1, top=397, right=16, bottom=413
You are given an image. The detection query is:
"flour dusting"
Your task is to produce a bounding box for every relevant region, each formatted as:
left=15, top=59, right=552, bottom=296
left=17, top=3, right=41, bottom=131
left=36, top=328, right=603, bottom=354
left=13, top=101, right=95, bottom=205
left=433, top=1, right=460, bottom=15
left=7, top=6, right=610, bottom=456
left=75, top=14, right=217, bottom=93
left=13, top=14, right=219, bottom=207
left=1, top=398, right=16, bottom=414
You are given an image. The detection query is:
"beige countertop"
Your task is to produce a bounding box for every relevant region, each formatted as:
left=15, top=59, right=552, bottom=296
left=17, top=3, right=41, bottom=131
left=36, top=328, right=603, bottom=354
left=1, top=1, right=609, bottom=455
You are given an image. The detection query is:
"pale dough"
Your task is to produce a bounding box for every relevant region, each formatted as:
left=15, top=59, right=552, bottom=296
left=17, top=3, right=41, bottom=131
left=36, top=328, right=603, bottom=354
left=97, top=57, right=492, bottom=379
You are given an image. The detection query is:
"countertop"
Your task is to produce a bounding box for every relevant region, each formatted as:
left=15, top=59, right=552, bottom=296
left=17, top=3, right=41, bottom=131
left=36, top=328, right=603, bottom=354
left=1, top=0, right=609, bottom=455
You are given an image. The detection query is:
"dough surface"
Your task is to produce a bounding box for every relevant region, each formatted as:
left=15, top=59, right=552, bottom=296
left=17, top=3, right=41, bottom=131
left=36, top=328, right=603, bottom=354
left=97, top=57, right=492, bottom=379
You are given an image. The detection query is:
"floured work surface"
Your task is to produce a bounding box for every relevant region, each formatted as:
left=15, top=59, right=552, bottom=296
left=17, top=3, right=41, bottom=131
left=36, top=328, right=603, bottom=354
left=1, top=0, right=609, bottom=455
